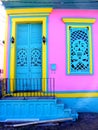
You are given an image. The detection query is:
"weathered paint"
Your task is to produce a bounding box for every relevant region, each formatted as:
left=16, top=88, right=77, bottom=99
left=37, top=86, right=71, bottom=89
left=48, top=9, right=98, bottom=93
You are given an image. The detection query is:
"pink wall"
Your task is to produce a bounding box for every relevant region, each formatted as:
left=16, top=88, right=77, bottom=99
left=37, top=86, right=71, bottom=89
left=48, top=9, right=98, bottom=91
left=0, top=43, right=4, bottom=79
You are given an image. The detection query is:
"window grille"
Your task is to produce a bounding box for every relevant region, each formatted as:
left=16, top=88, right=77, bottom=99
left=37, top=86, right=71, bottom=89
left=70, top=27, right=89, bottom=74
left=66, top=25, right=93, bottom=74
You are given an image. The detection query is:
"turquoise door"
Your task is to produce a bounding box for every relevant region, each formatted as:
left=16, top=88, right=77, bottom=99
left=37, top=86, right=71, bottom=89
left=16, top=23, right=42, bottom=91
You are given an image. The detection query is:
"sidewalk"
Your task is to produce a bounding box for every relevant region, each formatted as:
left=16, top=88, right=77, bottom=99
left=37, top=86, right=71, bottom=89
left=0, top=112, right=98, bottom=130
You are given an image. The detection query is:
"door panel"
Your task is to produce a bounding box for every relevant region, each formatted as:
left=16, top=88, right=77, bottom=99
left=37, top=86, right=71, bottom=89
left=16, top=23, right=42, bottom=91
left=30, top=24, right=42, bottom=78
left=16, top=24, right=29, bottom=79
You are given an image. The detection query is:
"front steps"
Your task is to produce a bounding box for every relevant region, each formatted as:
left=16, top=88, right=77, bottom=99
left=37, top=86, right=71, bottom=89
left=0, top=98, right=78, bottom=122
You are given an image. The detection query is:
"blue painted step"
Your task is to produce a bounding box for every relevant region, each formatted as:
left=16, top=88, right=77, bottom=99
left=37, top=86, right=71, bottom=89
left=0, top=98, right=78, bottom=122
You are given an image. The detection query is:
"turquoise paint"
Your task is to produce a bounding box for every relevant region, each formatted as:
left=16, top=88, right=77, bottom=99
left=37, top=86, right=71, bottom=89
left=51, top=64, right=56, bottom=71
left=58, top=98, right=98, bottom=112
left=91, top=24, right=94, bottom=74
left=0, top=99, right=78, bottom=121
left=16, top=23, right=42, bottom=91
left=66, top=23, right=93, bottom=75
left=9, top=15, right=48, bottom=91
left=66, top=23, right=68, bottom=75
left=70, top=27, right=90, bottom=74
left=10, top=15, right=48, bottom=19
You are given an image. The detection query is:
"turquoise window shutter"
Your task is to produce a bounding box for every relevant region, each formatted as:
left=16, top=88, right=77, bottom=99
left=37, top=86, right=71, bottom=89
left=69, top=27, right=90, bottom=74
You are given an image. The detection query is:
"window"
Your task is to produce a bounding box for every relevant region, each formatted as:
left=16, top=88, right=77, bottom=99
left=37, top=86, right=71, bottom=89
left=68, top=25, right=90, bottom=74
left=62, top=18, right=96, bottom=75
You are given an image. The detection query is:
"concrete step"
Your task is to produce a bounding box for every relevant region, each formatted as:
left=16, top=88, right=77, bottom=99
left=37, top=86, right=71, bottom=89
left=0, top=98, right=78, bottom=122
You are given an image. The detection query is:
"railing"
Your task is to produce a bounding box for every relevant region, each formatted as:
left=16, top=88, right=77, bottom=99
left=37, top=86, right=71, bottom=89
left=0, top=78, right=55, bottom=98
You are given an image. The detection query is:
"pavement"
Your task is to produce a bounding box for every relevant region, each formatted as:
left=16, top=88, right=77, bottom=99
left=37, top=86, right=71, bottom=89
left=0, top=112, right=98, bottom=130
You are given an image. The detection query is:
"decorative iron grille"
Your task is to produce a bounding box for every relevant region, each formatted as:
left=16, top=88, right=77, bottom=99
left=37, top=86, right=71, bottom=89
left=31, top=48, right=41, bottom=66
left=70, top=27, right=89, bottom=74
left=17, top=49, right=27, bottom=67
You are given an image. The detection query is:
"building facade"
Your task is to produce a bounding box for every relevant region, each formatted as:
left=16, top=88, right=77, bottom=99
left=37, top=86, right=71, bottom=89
left=1, top=0, right=98, bottom=119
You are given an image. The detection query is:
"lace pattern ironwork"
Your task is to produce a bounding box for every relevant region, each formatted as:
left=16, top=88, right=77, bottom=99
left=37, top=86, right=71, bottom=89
left=17, top=49, right=27, bottom=66
left=70, top=27, right=89, bottom=73
left=31, top=48, right=41, bottom=66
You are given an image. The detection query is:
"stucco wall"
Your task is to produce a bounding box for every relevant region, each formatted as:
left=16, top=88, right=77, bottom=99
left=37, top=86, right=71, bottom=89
left=48, top=9, right=98, bottom=91
left=0, top=4, right=5, bottom=78
left=3, top=8, right=98, bottom=112
left=0, top=43, right=4, bottom=78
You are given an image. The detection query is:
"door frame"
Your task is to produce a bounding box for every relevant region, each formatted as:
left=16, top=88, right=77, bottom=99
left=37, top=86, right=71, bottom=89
left=10, top=17, right=47, bottom=92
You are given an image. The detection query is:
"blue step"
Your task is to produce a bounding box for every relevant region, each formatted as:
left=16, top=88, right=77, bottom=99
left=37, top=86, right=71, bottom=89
left=0, top=98, right=78, bottom=122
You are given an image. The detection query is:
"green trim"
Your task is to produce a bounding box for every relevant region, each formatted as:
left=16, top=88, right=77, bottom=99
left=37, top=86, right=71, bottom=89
left=66, top=23, right=93, bottom=75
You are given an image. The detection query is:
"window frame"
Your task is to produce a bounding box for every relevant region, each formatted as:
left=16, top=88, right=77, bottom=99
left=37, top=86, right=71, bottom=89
left=62, top=18, right=96, bottom=75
